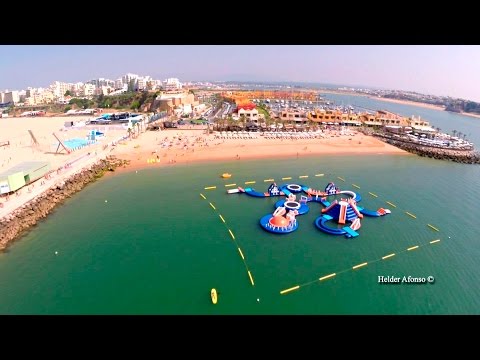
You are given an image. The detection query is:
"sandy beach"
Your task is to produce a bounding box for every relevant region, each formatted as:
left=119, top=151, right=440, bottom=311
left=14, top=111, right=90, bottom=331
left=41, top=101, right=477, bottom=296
left=0, top=115, right=408, bottom=218
left=109, top=126, right=408, bottom=175
left=370, top=97, right=480, bottom=119
left=313, top=89, right=450, bottom=112
left=369, top=96, right=446, bottom=111
left=456, top=111, right=480, bottom=120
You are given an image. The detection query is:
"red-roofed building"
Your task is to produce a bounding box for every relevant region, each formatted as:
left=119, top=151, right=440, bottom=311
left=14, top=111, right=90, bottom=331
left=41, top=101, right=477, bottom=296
left=236, top=103, right=256, bottom=111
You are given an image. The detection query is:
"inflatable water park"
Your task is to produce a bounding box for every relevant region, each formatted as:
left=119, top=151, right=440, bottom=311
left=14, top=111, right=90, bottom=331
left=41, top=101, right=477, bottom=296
left=228, top=181, right=391, bottom=238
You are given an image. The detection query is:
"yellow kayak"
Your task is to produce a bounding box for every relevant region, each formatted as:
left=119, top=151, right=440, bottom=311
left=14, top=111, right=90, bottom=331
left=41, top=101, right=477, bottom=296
left=211, top=288, right=218, bottom=304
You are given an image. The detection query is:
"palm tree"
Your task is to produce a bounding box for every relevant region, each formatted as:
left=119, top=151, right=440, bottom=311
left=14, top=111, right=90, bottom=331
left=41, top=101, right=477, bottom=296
left=452, top=129, right=457, bottom=138
left=457, top=131, right=462, bottom=140
left=127, top=127, right=133, bottom=140
left=226, top=116, right=235, bottom=131
left=135, top=122, right=140, bottom=138
left=265, top=116, right=274, bottom=132
left=240, top=114, right=246, bottom=131
left=463, top=133, right=467, bottom=140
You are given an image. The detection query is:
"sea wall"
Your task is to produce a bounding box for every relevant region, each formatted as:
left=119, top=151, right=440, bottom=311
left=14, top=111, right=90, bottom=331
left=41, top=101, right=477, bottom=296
left=0, top=156, right=130, bottom=251
left=358, top=128, right=479, bottom=164
left=377, top=137, right=480, bottom=164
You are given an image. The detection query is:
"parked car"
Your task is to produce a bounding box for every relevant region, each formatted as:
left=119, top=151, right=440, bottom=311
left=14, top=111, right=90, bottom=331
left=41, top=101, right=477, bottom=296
left=164, top=121, right=177, bottom=128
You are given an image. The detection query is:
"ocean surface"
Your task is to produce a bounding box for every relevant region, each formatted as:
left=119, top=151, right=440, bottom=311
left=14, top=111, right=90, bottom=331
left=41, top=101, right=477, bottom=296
left=1, top=96, right=480, bottom=315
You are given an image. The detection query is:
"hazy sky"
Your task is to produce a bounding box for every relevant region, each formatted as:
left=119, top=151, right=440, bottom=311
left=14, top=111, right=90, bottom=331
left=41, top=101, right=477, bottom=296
left=1, top=45, right=480, bottom=101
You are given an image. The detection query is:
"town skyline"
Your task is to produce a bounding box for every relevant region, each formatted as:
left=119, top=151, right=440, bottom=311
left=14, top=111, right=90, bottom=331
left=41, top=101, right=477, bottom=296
left=2, top=45, right=480, bottom=102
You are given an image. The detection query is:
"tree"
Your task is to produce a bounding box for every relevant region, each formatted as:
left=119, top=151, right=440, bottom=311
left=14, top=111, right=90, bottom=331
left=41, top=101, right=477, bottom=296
left=131, top=100, right=140, bottom=111
left=64, top=90, right=72, bottom=97
left=452, top=129, right=457, bottom=137
left=240, top=114, right=246, bottom=130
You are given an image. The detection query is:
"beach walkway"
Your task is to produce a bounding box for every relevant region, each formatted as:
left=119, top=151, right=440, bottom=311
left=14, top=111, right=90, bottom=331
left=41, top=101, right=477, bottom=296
left=0, top=148, right=111, bottom=219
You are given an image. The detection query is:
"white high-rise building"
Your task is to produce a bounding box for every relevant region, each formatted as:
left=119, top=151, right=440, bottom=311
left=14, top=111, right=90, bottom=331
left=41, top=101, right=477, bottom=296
left=51, top=81, right=73, bottom=98
left=115, top=78, right=123, bottom=90
left=3, top=90, right=20, bottom=104
left=71, top=82, right=84, bottom=96
left=18, top=90, right=27, bottom=103
left=163, top=78, right=182, bottom=91
left=95, top=86, right=114, bottom=96
left=137, top=76, right=153, bottom=91
left=83, top=83, right=96, bottom=97
left=122, top=73, right=139, bottom=87
left=87, top=78, right=115, bottom=88
left=24, top=88, right=55, bottom=105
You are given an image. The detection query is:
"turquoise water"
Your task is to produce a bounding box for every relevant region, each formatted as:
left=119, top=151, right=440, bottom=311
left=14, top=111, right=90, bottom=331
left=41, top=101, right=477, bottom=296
left=1, top=98, right=480, bottom=315
left=64, top=138, right=92, bottom=150
left=0, top=155, right=479, bottom=314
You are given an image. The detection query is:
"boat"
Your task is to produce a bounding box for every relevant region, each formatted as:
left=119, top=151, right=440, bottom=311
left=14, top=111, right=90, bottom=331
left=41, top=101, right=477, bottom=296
left=211, top=288, right=218, bottom=304
left=222, top=173, right=232, bottom=178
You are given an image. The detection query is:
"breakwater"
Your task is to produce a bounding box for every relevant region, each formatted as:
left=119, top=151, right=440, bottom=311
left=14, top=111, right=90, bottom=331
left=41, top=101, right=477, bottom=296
left=0, top=156, right=130, bottom=251
left=375, top=135, right=480, bottom=164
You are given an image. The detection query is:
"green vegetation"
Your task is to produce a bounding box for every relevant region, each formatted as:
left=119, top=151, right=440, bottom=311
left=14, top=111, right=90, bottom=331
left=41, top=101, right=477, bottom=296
left=384, top=93, right=480, bottom=115
left=256, top=104, right=271, bottom=120
left=64, top=91, right=158, bottom=112
left=69, top=98, right=95, bottom=109
left=130, top=100, right=140, bottom=110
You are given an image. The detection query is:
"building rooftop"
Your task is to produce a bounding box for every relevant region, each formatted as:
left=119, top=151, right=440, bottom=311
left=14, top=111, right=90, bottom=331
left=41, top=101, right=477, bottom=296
left=0, top=161, right=50, bottom=178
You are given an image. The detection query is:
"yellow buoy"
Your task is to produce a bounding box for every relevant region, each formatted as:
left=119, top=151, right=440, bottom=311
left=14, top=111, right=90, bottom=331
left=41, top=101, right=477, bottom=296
left=211, top=288, right=218, bottom=304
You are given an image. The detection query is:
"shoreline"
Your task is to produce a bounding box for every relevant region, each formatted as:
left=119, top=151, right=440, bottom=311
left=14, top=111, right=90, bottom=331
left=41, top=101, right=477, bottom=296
left=0, top=157, right=128, bottom=251
left=320, top=90, right=480, bottom=119
left=369, top=96, right=446, bottom=111
left=372, top=97, right=480, bottom=119
left=107, top=129, right=409, bottom=175
left=0, top=117, right=409, bottom=250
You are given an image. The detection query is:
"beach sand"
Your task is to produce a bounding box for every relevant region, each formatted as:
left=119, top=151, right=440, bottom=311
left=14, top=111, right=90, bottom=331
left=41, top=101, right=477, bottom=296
left=370, top=96, right=480, bottom=119
left=0, top=115, right=128, bottom=170
left=109, top=126, right=408, bottom=174
left=0, top=116, right=409, bottom=217
left=369, top=96, right=446, bottom=111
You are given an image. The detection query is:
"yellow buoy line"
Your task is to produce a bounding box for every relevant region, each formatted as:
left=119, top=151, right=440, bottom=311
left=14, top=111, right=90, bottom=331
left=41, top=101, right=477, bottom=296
left=279, top=239, right=442, bottom=295
left=203, top=172, right=339, bottom=191
left=199, top=193, right=255, bottom=287
left=345, top=179, right=440, bottom=232
left=204, top=174, right=444, bottom=295
left=208, top=172, right=440, bottom=233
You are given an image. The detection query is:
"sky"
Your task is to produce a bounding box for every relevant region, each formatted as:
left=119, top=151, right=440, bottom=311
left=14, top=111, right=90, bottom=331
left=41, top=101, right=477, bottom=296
left=1, top=45, right=480, bottom=102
